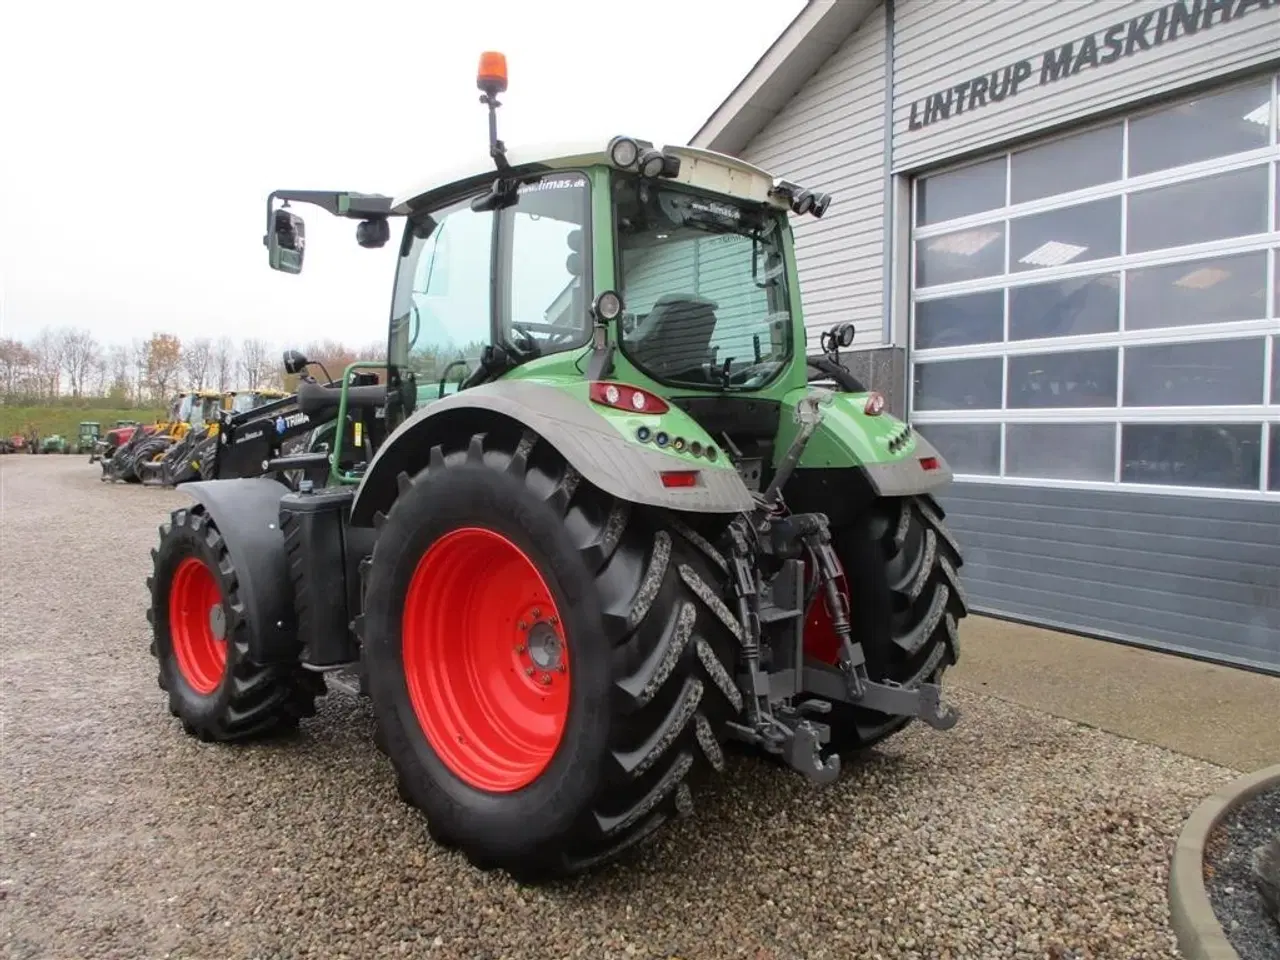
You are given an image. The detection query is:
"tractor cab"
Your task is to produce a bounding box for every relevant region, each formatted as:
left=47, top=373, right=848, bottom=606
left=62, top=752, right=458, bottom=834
left=190, top=390, right=224, bottom=430
left=226, top=387, right=289, bottom=416
left=77, top=421, right=101, bottom=454
left=262, top=53, right=849, bottom=491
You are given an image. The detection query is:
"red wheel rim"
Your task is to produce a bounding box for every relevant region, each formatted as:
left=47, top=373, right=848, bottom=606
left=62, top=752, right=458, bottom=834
left=168, top=556, right=228, bottom=695
left=402, top=527, right=571, bottom=793
left=804, top=571, right=851, bottom=666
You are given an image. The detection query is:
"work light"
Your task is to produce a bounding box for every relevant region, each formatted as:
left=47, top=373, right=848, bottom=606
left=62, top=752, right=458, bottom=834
left=638, top=149, right=666, bottom=178
left=608, top=136, right=640, bottom=169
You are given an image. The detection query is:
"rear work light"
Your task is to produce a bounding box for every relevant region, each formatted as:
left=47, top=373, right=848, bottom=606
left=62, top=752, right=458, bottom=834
left=588, top=381, right=670, bottom=414
left=659, top=470, right=700, bottom=488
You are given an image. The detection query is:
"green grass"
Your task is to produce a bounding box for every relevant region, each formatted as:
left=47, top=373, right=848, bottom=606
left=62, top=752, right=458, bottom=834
left=0, top=406, right=164, bottom=444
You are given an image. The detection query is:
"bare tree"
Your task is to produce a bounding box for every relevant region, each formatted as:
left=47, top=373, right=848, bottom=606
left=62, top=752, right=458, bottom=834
left=131, top=338, right=149, bottom=404
left=238, top=337, right=274, bottom=390
left=182, top=337, right=213, bottom=391
left=212, top=336, right=236, bottom=391
left=30, top=329, right=63, bottom=398
left=89, top=356, right=110, bottom=397
left=0, top=338, right=35, bottom=396
left=106, top=344, right=132, bottom=399
left=57, top=327, right=99, bottom=397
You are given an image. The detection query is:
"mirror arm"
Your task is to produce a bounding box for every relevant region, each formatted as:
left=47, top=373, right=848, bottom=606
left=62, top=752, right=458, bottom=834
left=266, top=190, right=394, bottom=230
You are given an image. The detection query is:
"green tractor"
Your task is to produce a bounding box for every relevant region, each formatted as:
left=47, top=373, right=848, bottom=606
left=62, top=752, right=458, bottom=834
left=39, top=433, right=69, bottom=455
left=145, top=53, right=967, bottom=882
left=78, top=421, right=101, bottom=457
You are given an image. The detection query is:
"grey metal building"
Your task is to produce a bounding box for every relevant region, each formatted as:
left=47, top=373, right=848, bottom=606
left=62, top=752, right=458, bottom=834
left=693, top=0, right=1280, bottom=673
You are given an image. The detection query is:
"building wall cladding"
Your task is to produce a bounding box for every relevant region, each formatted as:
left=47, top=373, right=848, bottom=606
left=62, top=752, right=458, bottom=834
left=892, top=0, right=1280, bottom=171
left=944, top=483, right=1280, bottom=672
left=737, top=4, right=888, bottom=353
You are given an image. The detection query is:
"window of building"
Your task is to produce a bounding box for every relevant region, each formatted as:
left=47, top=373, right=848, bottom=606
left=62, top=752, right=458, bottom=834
left=909, top=72, right=1280, bottom=498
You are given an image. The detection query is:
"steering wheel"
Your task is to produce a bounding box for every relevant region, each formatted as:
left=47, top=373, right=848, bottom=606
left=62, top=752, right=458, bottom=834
left=723, top=359, right=778, bottom=389
left=509, top=322, right=540, bottom=355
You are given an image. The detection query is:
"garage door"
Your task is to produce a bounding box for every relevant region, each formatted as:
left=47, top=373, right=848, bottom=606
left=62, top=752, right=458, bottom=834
left=906, top=72, right=1280, bottom=674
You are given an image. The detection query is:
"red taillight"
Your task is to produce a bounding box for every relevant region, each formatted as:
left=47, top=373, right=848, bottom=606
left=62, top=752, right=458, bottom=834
left=659, top=470, right=699, bottom=488
left=919, top=456, right=940, bottom=471
left=864, top=391, right=886, bottom=416
left=588, top=381, right=670, bottom=414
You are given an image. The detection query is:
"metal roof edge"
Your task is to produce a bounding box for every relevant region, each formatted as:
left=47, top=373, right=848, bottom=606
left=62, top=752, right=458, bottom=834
left=689, top=0, right=878, bottom=156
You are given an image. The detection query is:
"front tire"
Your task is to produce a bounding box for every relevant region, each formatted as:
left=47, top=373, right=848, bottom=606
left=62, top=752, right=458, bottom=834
left=129, top=435, right=172, bottom=481
left=362, top=428, right=743, bottom=881
left=147, top=506, right=323, bottom=741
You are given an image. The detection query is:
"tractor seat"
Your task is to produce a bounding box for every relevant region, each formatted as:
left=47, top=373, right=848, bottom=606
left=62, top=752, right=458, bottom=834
left=627, top=294, right=719, bottom=377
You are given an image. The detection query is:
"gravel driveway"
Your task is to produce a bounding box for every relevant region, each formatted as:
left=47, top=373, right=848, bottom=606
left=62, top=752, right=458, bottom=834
left=0, top=456, right=1240, bottom=960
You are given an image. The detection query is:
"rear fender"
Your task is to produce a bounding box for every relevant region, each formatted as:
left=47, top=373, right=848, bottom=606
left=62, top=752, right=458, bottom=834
left=775, top=388, right=953, bottom=499
left=177, top=478, right=298, bottom=664
left=349, top=379, right=755, bottom=527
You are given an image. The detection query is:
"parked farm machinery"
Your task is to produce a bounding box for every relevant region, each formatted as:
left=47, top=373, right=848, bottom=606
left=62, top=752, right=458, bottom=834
left=144, top=53, right=968, bottom=883
left=100, top=393, right=211, bottom=483
left=90, top=420, right=141, bottom=463
left=77, top=422, right=102, bottom=456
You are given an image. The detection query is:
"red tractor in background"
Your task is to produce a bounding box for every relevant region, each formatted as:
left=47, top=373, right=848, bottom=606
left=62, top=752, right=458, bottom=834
left=91, top=418, right=151, bottom=464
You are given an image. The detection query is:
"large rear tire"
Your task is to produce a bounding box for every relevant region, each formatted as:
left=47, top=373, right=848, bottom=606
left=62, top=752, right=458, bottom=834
left=806, top=493, right=968, bottom=754
left=361, top=428, right=742, bottom=881
left=147, top=505, right=324, bottom=741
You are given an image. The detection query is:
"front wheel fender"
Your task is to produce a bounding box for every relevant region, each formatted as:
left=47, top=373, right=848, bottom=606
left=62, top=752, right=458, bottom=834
left=173, top=478, right=299, bottom=664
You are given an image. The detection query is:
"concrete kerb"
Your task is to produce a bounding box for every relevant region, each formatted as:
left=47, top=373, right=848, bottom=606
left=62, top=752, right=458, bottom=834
left=1169, top=763, right=1280, bottom=960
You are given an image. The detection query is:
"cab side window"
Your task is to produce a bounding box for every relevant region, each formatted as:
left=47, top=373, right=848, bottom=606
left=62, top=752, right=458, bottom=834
left=391, top=195, right=494, bottom=387
left=500, top=172, right=592, bottom=355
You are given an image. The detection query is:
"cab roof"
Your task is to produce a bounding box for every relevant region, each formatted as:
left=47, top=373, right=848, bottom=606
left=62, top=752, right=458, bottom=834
left=390, top=140, right=789, bottom=215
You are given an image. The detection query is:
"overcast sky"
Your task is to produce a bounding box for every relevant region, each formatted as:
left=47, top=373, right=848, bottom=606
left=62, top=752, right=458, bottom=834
left=0, top=0, right=803, bottom=353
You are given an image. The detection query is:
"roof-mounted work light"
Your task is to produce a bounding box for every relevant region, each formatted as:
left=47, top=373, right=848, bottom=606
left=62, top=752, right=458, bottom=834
left=638, top=148, right=666, bottom=178
left=609, top=136, right=641, bottom=169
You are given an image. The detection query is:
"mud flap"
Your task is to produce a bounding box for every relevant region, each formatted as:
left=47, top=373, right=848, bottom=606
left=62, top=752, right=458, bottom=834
left=179, top=478, right=299, bottom=664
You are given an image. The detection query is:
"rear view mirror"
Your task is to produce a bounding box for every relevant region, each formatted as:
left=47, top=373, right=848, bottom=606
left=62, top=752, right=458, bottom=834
left=267, top=208, right=306, bottom=274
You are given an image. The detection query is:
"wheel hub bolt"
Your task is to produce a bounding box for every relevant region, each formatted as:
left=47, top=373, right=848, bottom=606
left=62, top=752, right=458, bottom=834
left=532, top=608, right=541, bottom=618
left=515, top=644, right=526, bottom=654
left=540, top=673, right=552, bottom=685
left=524, top=666, right=535, bottom=676
left=549, top=616, right=559, bottom=626
left=518, top=621, right=528, bottom=631
left=557, top=663, right=566, bottom=673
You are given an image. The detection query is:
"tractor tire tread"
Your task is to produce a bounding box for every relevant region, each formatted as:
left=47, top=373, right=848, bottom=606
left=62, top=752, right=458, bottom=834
left=148, top=505, right=322, bottom=743
left=365, top=426, right=741, bottom=881
left=822, top=494, right=968, bottom=753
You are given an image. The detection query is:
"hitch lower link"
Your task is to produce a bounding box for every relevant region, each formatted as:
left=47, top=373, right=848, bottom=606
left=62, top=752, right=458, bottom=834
left=805, top=518, right=960, bottom=735
left=722, top=512, right=959, bottom=787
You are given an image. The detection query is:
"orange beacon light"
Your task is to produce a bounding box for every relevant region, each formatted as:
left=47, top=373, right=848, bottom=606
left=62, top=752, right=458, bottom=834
left=477, top=52, right=508, bottom=96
